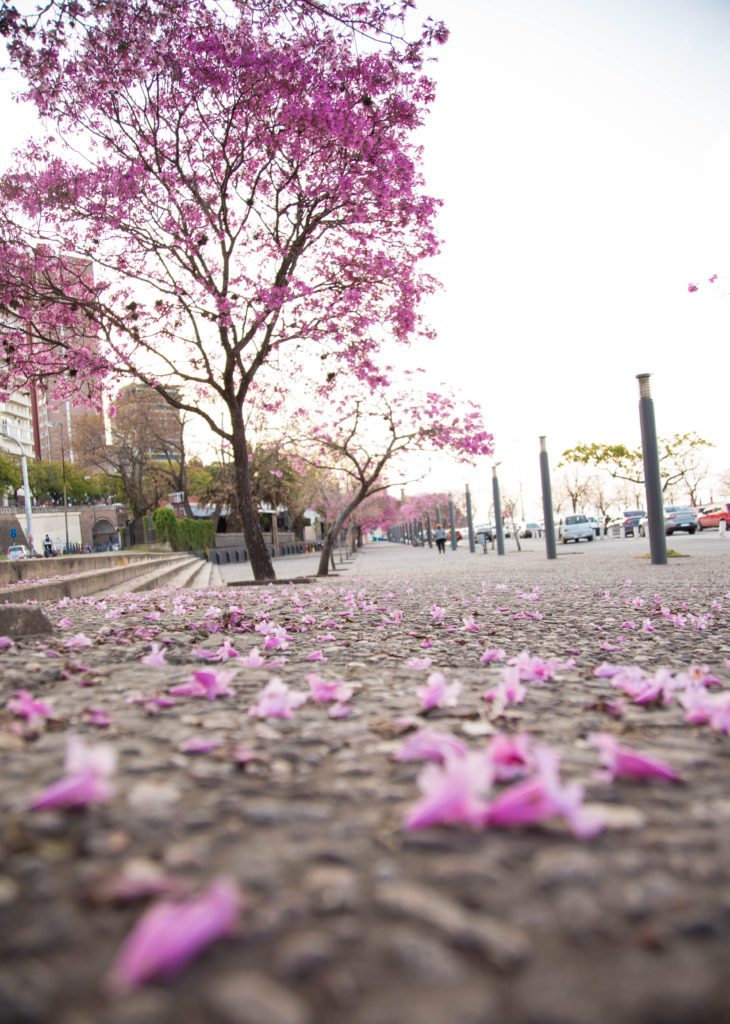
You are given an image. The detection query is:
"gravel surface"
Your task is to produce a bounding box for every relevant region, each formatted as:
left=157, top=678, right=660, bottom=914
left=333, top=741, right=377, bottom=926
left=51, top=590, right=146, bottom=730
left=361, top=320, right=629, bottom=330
left=1, top=541, right=730, bottom=1024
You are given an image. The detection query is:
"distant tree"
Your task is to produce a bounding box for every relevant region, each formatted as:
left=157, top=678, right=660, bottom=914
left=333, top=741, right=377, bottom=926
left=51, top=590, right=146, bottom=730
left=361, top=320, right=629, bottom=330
left=561, top=433, right=714, bottom=500
left=554, top=466, right=595, bottom=515
left=0, top=451, right=21, bottom=497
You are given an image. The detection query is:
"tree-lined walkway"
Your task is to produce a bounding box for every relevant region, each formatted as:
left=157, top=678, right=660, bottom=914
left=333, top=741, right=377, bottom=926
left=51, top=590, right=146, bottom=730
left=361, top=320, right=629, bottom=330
left=1, top=542, right=729, bottom=1022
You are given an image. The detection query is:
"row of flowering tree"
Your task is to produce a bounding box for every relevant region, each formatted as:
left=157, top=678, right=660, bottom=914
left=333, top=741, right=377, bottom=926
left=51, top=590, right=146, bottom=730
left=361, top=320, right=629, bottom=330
left=0, top=0, right=455, bottom=580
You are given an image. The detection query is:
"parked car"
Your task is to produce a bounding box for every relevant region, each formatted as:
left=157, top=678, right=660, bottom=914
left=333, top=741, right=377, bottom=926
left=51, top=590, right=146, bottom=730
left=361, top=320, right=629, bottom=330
left=7, top=544, right=31, bottom=560
left=697, top=502, right=730, bottom=531
left=519, top=522, right=542, bottom=539
left=608, top=510, right=645, bottom=537
left=638, top=506, right=698, bottom=537
left=475, top=524, right=494, bottom=545
left=560, top=514, right=595, bottom=543
left=587, top=517, right=601, bottom=536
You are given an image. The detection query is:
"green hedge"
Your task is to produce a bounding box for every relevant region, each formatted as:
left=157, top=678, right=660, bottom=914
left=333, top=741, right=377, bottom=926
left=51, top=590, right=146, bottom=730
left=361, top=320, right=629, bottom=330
left=152, top=507, right=215, bottom=551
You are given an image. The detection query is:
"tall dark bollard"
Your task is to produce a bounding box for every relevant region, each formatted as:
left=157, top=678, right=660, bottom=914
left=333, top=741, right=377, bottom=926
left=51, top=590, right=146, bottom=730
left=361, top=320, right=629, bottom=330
left=448, top=497, right=458, bottom=550
left=637, top=374, right=668, bottom=566
left=465, top=483, right=476, bottom=553
left=492, top=467, right=505, bottom=556
left=426, top=513, right=433, bottom=548
left=539, top=436, right=557, bottom=560
left=435, top=505, right=442, bottom=529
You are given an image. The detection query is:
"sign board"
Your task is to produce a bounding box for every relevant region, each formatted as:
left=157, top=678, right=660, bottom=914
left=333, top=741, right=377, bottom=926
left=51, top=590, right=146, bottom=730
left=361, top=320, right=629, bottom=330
left=169, top=492, right=185, bottom=504
left=9, top=528, right=16, bottom=539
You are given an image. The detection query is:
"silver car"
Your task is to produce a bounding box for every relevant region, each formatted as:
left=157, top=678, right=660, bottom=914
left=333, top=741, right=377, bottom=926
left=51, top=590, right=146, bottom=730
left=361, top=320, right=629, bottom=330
left=560, top=514, right=595, bottom=543
left=638, top=506, right=698, bottom=537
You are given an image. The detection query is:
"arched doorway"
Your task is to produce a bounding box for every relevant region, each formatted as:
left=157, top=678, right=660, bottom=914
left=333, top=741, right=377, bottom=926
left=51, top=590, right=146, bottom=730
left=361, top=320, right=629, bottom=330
left=92, top=517, right=117, bottom=551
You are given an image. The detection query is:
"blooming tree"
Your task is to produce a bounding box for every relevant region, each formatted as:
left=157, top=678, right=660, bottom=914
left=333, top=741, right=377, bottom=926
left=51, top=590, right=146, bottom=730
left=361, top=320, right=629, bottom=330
left=0, top=0, right=445, bottom=579
left=289, top=376, right=493, bottom=575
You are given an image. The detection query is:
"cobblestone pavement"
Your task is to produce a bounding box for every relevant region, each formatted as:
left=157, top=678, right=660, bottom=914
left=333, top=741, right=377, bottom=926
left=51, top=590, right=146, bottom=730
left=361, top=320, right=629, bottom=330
left=1, top=542, right=730, bottom=1024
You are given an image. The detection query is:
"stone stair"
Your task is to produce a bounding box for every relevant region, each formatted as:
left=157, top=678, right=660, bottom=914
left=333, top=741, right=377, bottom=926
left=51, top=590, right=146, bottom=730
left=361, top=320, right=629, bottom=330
left=0, top=551, right=223, bottom=604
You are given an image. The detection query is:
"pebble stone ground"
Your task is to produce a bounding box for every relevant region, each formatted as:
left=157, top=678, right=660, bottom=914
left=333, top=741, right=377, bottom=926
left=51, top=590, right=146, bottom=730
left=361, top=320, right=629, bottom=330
left=1, top=540, right=730, bottom=1024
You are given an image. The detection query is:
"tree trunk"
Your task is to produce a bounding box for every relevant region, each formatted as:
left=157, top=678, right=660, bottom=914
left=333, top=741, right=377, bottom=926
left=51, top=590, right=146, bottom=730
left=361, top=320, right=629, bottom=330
left=318, top=513, right=347, bottom=576
left=231, top=413, right=275, bottom=581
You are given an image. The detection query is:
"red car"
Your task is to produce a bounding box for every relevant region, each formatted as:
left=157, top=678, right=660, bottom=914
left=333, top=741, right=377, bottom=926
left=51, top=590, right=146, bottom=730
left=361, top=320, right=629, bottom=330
left=697, top=503, right=730, bottom=531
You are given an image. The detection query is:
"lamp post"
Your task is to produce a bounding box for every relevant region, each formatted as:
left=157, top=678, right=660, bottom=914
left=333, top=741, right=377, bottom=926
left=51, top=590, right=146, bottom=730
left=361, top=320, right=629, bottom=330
left=465, top=483, right=476, bottom=553
left=492, top=465, right=505, bottom=556
left=637, top=374, right=667, bottom=566
left=539, top=436, right=557, bottom=560
left=60, top=428, right=70, bottom=554
left=448, top=495, right=457, bottom=551
left=1, top=431, right=34, bottom=554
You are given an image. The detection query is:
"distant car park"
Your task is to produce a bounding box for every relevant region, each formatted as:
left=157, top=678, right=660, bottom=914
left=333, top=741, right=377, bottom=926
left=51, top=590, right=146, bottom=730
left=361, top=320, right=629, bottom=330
left=607, top=510, right=645, bottom=537
left=560, top=514, right=595, bottom=543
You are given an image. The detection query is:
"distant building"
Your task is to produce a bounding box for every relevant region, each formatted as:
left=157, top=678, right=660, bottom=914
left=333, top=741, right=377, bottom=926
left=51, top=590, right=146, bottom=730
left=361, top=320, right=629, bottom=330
left=113, top=383, right=183, bottom=461
left=0, top=388, right=34, bottom=458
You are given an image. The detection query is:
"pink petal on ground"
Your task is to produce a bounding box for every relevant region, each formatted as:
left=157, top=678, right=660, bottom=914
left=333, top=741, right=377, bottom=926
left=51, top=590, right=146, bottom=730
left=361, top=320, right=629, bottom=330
left=486, top=732, right=533, bottom=780
left=416, top=672, right=462, bottom=711
left=141, top=643, right=168, bottom=666
left=239, top=646, right=267, bottom=668
left=7, top=690, right=54, bottom=724
left=588, top=732, right=681, bottom=782
left=179, top=736, right=222, bottom=754
left=305, top=674, right=349, bottom=703
left=404, top=753, right=494, bottom=830
left=0, top=636, right=15, bottom=650
left=406, top=657, right=433, bottom=670
left=481, top=647, right=506, bottom=664
left=107, top=879, right=241, bottom=992
left=86, top=708, right=112, bottom=728
left=328, top=702, right=353, bottom=719
left=249, top=677, right=308, bottom=719
left=65, top=633, right=93, bottom=649
left=395, top=728, right=468, bottom=763
left=305, top=650, right=326, bottom=662
left=30, top=769, right=114, bottom=810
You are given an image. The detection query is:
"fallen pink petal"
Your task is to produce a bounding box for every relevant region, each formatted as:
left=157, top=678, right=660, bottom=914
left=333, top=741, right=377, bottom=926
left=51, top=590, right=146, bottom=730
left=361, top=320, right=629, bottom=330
left=107, top=878, right=241, bottom=992
left=588, top=732, right=682, bottom=783
left=416, top=672, right=462, bottom=711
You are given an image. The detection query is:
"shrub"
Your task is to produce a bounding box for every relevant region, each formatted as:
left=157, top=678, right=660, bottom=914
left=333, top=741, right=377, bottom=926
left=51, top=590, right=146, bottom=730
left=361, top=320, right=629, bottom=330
left=152, top=507, right=215, bottom=551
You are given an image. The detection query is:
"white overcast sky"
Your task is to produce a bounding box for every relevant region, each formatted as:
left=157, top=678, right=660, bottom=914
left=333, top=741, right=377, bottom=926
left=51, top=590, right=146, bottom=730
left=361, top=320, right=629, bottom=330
left=406, top=0, right=730, bottom=517
left=1, top=0, right=728, bottom=519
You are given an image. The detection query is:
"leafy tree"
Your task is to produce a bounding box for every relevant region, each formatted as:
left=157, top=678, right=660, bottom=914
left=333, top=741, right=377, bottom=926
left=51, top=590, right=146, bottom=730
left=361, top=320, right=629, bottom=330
left=561, top=433, right=714, bottom=501
left=0, top=0, right=445, bottom=580
left=0, top=451, right=21, bottom=497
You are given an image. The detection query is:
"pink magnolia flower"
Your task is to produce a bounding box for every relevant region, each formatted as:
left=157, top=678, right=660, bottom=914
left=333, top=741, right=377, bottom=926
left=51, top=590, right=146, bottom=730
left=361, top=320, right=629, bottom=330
left=249, top=677, right=308, bottom=719
left=430, top=604, right=445, bottom=621
left=305, top=650, right=326, bottom=662
left=7, top=690, right=54, bottom=725
left=0, top=635, right=15, bottom=650
left=481, top=647, right=506, bottom=664
left=404, top=752, right=494, bottom=829
left=107, top=879, right=241, bottom=992
left=394, top=727, right=468, bottom=763
left=588, top=732, right=681, bottom=782
left=484, top=748, right=603, bottom=838
left=482, top=666, right=527, bottom=711
left=238, top=646, right=267, bottom=668
left=169, top=669, right=236, bottom=701
left=416, top=672, right=461, bottom=711
left=30, top=735, right=116, bottom=811
left=140, top=643, right=168, bottom=666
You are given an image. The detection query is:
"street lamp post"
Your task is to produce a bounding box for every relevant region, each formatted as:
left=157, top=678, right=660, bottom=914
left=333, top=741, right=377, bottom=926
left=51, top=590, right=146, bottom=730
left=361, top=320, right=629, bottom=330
left=492, top=466, right=505, bottom=556
left=637, top=374, right=668, bottom=566
left=1, top=431, right=35, bottom=555
left=448, top=495, right=457, bottom=551
left=539, top=436, right=558, bottom=560
left=60, top=430, right=71, bottom=554
left=465, top=483, right=476, bottom=553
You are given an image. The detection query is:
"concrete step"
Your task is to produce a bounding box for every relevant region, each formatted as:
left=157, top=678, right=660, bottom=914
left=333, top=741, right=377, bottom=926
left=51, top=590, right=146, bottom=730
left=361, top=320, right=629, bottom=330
left=99, top=555, right=202, bottom=596
left=0, top=553, right=193, bottom=605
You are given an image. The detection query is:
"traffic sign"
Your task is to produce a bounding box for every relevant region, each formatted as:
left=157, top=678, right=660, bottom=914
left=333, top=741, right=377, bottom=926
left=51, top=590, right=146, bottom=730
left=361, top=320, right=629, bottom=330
left=9, top=528, right=16, bottom=539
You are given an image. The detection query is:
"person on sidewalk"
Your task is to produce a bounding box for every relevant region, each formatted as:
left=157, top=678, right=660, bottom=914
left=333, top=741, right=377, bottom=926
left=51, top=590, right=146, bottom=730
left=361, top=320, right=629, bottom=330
left=434, top=523, right=447, bottom=554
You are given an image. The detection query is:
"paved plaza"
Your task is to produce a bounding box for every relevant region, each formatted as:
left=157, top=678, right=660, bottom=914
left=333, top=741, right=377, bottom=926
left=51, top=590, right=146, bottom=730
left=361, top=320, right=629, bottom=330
left=1, top=540, right=730, bottom=1023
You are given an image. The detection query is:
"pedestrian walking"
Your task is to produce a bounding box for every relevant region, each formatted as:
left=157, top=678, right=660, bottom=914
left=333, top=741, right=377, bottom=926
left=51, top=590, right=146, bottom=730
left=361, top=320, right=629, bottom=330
left=434, top=523, right=447, bottom=554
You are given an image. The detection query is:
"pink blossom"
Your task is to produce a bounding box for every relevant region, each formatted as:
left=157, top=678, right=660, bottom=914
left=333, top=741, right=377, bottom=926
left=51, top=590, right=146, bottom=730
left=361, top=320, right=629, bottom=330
left=421, top=640, right=433, bottom=649
left=482, top=666, right=527, bottom=711
left=509, top=651, right=568, bottom=684
left=7, top=690, right=54, bottom=725
left=305, top=673, right=352, bottom=703
left=305, top=650, right=326, bottom=662
left=107, top=879, right=241, bottom=992
left=430, top=604, right=445, bottom=621
left=481, top=647, right=506, bottom=664
left=179, top=736, right=222, bottom=754
left=484, top=748, right=603, bottom=838
left=169, top=669, right=236, bottom=701
left=65, top=632, right=93, bottom=649
left=328, top=702, right=353, bottom=719
left=404, top=752, right=494, bottom=830
left=249, top=677, right=308, bottom=719
left=588, top=732, right=681, bottom=782
left=416, top=672, right=461, bottom=711
left=86, top=708, right=112, bottom=728
left=0, top=636, right=15, bottom=650
left=57, top=617, right=74, bottom=628
left=140, top=643, right=168, bottom=666
left=30, top=735, right=116, bottom=811
left=238, top=646, right=267, bottom=668
left=395, top=728, right=468, bottom=763
left=687, top=282, right=698, bottom=293
left=462, top=616, right=480, bottom=632
left=486, top=732, right=533, bottom=780
left=405, top=656, right=432, bottom=669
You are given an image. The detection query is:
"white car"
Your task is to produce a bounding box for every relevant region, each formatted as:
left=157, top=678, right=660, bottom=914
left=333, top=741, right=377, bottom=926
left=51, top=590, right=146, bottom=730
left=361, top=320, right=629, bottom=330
left=560, top=515, right=595, bottom=543
left=7, top=544, right=31, bottom=560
